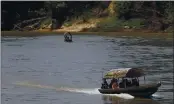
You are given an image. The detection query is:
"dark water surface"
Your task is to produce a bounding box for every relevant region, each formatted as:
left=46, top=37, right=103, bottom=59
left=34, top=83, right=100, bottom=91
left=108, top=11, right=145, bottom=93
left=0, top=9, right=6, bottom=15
left=1, top=34, right=173, bottom=104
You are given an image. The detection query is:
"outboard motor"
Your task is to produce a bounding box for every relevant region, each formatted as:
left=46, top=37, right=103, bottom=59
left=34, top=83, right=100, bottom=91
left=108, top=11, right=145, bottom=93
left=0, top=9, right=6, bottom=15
left=64, top=32, right=72, bottom=42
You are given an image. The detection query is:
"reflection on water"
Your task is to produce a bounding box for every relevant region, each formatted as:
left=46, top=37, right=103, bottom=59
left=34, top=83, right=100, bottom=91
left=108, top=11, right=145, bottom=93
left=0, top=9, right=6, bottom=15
left=102, top=95, right=160, bottom=104
left=1, top=35, right=173, bottom=104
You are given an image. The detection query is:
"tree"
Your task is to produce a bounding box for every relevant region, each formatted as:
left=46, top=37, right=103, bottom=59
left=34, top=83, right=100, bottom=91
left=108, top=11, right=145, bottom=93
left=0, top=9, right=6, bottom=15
left=115, top=1, right=133, bottom=20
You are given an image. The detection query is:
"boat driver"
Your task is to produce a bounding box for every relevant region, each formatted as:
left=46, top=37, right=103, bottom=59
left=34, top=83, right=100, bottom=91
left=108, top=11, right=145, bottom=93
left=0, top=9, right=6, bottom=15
left=101, top=78, right=109, bottom=89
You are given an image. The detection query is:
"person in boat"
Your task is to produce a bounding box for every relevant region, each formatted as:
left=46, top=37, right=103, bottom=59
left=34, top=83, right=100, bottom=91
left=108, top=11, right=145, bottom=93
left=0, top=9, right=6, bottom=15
left=111, top=79, right=119, bottom=89
left=101, top=78, right=109, bottom=89
left=109, top=78, right=115, bottom=88
left=125, top=79, right=132, bottom=87
left=119, top=78, right=132, bottom=88
left=64, top=35, right=69, bottom=40
left=109, top=78, right=119, bottom=89
left=132, top=78, right=139, bottom=86
left=64, top=32, right=72, bottom=41
left=119, top=78, right=125, bottom=88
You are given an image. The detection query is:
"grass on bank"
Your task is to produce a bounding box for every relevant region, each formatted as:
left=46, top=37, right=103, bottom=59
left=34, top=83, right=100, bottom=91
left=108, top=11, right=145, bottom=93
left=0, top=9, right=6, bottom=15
left=39, top=17, right=52, bottom=29
left=87, top=16, right=146, bottom=32
left=62, top=10, right=98, bottom=27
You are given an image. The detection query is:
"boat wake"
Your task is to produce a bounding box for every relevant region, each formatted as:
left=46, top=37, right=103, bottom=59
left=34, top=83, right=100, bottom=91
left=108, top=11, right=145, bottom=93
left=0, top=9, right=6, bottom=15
left=151, top=93, right=162, bottom=99
left=59, top=87, right=134, bottom=99
left=14, top=81, right=134, bottom=99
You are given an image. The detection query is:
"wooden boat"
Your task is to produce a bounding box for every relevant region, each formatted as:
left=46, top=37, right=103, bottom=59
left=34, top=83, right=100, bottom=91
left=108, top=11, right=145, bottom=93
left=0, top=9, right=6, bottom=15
left=64, top=32, right=72, bottom=42
left=98, top=68, right=161, bottom=97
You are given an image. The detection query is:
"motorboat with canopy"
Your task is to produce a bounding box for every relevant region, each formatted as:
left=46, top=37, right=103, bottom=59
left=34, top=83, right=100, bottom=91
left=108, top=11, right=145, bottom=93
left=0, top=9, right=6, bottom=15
left=98, top=68, right=161, bottom=97
left=64, top=32, right=72, bottom=42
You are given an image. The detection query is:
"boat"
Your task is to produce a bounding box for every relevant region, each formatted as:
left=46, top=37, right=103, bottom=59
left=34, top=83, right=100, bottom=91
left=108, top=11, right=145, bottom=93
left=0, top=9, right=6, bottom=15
left=98, top=68, right=161, bottom=97
left=64, top=32, right=72, bottom=42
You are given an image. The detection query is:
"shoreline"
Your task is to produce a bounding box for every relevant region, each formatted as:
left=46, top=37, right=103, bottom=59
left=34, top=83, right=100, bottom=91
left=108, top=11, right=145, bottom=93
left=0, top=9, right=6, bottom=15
left=1, top=30, right=173, bottom=39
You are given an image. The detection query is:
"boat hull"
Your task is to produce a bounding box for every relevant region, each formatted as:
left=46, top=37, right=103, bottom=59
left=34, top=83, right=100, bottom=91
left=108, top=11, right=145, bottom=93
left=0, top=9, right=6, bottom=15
left=98, top=82, right=161, bottom=97
left=64, top=39, right=72, bottom=42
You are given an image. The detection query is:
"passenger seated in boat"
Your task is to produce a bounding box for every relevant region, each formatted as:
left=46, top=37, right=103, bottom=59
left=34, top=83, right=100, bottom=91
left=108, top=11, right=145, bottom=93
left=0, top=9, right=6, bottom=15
left=64, top=35, right=69, bottom=40
left=119, top=78, right=125, bottom=88
left=101, top=78, right=109, bottom=89
left=109, top=78, right=115, bottom=88
left=119, top=78, right=131, bottom=88
left=132, top=78, right=139, bottom=86
left=112, top=79, right=119, bottom=89
left=119, top=82, right=122, bottom=88
left=125, top=79, right=132, bottom=87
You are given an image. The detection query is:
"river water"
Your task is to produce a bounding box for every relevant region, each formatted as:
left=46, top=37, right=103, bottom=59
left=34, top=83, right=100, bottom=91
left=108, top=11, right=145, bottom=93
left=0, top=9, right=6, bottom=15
left=1, top=34, right=173, bottom=104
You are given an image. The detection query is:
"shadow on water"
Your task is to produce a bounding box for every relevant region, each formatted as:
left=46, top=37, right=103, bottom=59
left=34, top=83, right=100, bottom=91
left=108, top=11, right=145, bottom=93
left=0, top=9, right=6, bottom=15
left=102, top=95, right=160, bottom=104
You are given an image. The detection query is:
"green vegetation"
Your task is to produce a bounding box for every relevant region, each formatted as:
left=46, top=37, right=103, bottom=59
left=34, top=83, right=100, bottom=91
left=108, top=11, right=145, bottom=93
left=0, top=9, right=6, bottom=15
left=1, top=1, right=174, bottom=32
left=95, top=18, right=145, bottom=31
left=39, top=17, right=52, bottom=29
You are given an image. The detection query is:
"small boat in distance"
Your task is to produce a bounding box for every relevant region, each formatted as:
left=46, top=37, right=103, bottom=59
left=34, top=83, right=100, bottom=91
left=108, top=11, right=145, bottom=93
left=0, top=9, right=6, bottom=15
left=98, top=68, right=161, bottom=98
left=64, top=32, right=72, bottom=42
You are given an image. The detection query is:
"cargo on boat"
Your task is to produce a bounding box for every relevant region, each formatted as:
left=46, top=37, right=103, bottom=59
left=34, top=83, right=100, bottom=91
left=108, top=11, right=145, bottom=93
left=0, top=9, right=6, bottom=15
left=98, top=68, right=161, bottom=97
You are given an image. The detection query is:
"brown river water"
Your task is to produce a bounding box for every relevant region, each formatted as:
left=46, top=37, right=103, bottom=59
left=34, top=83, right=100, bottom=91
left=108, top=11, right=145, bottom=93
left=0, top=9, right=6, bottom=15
left=1, top=34, right=173, bottom=104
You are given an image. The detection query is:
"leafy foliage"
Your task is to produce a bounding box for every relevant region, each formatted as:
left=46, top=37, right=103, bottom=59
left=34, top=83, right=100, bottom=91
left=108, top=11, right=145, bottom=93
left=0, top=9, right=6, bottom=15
left=115, top=1, right=133, bottom=20
left=1, top=1, right=174, bottom=31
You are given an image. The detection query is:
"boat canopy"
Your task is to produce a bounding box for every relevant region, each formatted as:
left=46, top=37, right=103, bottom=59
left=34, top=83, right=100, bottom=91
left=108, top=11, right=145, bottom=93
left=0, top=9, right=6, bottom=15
left=104, top=68, right=145, bottom=79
